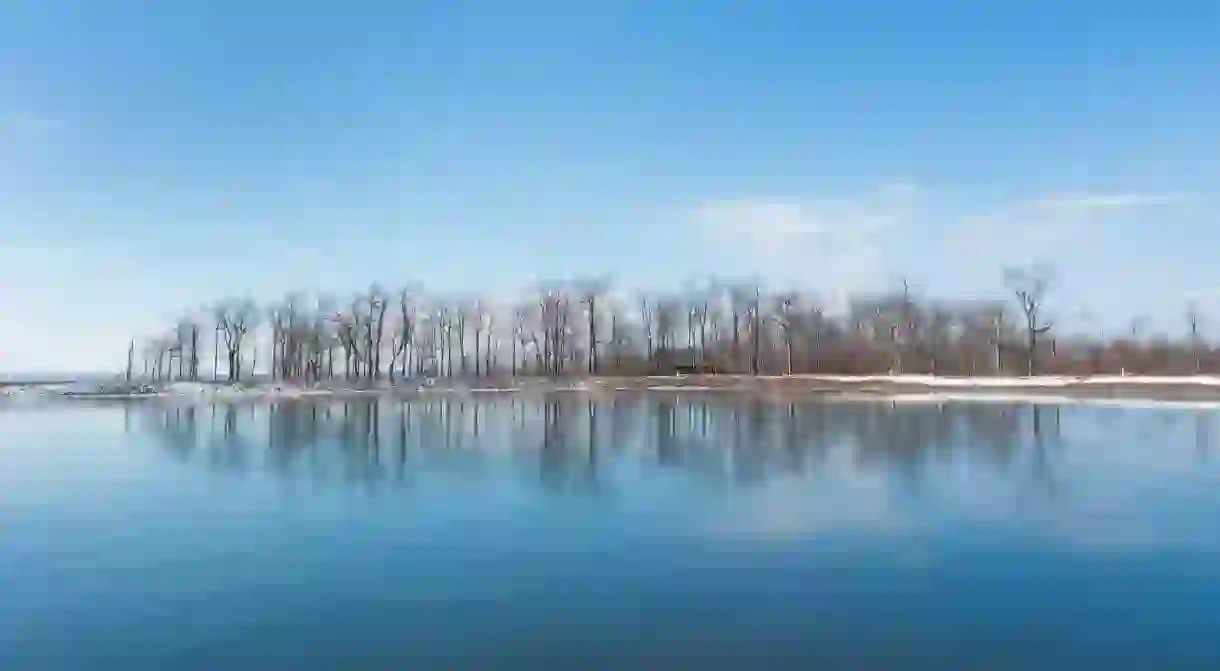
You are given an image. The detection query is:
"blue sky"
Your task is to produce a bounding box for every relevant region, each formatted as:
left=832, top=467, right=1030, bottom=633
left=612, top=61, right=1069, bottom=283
left=1, top=0, right=1217, bottom=372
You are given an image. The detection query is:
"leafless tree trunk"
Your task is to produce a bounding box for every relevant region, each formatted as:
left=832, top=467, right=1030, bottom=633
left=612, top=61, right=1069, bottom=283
left=474, top=312, right=483, bottom=377
left=696, top=301, right=709, bottom=366
left=808, top=305, right=825, bottom=373
left=1187, top=303, right=1203, bottom=374
left=484, top=313, right=494, bottom=375
left=773, top=294, right=795, bottom=375
left=189, top=324, right=199, bottom=381
left=215, top=299, right=257, bottom=383
left=895, top=277, right=913, bottom=374
left=991, top=309, right=1006, bottom=374
left=577, top=278, right=609, bottom=375
left=638, top=295, right=654, bottom=371
left=750, top=286, right=762, bottom=376
left=729, top=283, right=755, bottom=373
left=443, top=308, right=454, bottom=378
left=362, top=288, right=388, bottom=380
left=1005, top=265, right=1055, bottom=376
left=513, top=307, right=527, bottom=377
left=455, top=301, right=470, bottom=376
left=611, top=313, right=624, bottom=372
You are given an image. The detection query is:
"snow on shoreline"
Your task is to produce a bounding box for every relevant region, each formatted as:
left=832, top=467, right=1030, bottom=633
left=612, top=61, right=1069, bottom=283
left=12, top=374, right=1220, bottom=408
left=800, top=374, right=1220, bottom=388
left=875, top=392, right=1220, bottom=410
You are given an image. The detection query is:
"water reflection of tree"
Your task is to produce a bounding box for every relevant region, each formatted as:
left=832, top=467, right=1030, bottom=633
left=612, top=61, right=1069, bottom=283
left=135, top=395, right=1079, bottom=500
left=1022, top=404, right=1062, bottom=506
left=143, top=405, right=198, bottom=461
left=265, top=402, right=322, bottom=475
left=1195, top=410, right=1213, bottom=463
left=339, top=401, right=385, bottom=489
left=207, top=404, right=250, bottom=473
left=532, top=398, right=604, bottom=496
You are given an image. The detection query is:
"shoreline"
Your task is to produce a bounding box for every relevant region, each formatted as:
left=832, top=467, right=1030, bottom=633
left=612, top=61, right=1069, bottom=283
left=10, top=374, right=1220, bottom=407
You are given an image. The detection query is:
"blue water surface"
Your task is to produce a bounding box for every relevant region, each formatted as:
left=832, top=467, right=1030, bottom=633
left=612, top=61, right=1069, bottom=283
left=1, top=397, right=1218, bottom=669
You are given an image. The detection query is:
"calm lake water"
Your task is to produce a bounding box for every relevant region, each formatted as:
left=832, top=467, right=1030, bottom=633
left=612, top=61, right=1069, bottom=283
left=2, top=395, right=1219, bottom=669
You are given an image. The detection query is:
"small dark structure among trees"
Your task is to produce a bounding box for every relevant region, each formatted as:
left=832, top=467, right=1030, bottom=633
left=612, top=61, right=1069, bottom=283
left=653, top=348, right=716, bottom=376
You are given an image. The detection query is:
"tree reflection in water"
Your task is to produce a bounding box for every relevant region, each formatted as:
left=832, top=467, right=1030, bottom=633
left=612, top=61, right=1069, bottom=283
left=133, top=394, right=1210, bottom=505
left=1196, top=410, right=1213, bottom=463
left=135, top=396, right=1021, bottom=492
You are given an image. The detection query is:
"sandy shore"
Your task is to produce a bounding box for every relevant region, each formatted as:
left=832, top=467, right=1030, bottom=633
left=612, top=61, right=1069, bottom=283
left=10, top=373, right=1220, bottom=407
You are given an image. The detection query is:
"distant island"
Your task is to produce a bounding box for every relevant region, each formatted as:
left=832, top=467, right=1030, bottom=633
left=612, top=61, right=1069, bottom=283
left=7, top=265, right=1220, bottom=405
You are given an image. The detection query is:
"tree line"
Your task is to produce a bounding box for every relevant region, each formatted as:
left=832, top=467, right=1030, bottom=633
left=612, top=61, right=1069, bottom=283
left=125, top=264, right=1215, bottom=384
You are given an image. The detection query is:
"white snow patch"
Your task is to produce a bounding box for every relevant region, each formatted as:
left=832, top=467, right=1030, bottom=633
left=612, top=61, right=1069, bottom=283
left=804, top=374, right=1076, bottom=387
left=877, top=392, right=1220, bottom=410
left=646, top=386, right=716, bottom=392
left=803, top=374, right=1220, bottom=388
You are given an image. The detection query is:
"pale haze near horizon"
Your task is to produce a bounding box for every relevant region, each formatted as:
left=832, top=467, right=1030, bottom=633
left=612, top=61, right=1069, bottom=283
left=0, top=1, right=1216, bottom=374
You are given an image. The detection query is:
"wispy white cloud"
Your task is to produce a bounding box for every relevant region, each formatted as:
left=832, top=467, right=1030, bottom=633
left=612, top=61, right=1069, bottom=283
left=1031, top=193, right=1181, bottom=213
left=690, top=185, right=1190, bottom=326
left=690, top=182, right=920, bottom=302
left=947, top=190, right=1183, bottom=272
left=704, top=466, right=913, bottom=540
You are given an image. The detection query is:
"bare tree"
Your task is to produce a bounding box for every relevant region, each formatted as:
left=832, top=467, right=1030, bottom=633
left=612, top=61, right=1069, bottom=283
left=807, top=302, right=826, bottom=373
left=605, top=296, right=630, bottom=373
left=654, top=295, right=682, bottom=354
left=364, top=286, right=390, bottom=380
left=139, top=267, right=1220, bottom=381
left=685, top=279, right=714, bottom=367
left=214, top=299, right=258, bottom=383
left=923, top=304, right=955, bottom=375
left=453, top=298, right=473, bottom=377
left=333, top=303, right=361, bottom=381
left=537, top=283, right=571, bottom=376
left=1187, top=302, right=1204, bottom=374
left=896, top=277, right=914, bottom=374
left=389, top=285, right=420, bottom=381
left=189, top=320, right=200, bottom=381
left=471, top=300, right=487, bottom=377
left=989, top=305, right=1008, bottom=374
left=727, top=282, right=755, bottom=373
left=212, top=323, right=221, bottom=381
left=484, top=309, right=495, bottom=376
left=1004, top=265, right=1055, bottom=376
left=771, top=292, right=798, bottom=375
left=637, top=294, right=655, bottom=370
left=575, top=277, right=610, bottom=375
left=748, top=284, right=762, bottom=375
left=512, top=304, right=529, bottom=377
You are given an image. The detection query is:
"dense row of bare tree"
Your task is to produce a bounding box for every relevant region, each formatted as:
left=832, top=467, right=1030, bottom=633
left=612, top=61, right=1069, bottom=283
left=126, top=265, right=1216, bottom=384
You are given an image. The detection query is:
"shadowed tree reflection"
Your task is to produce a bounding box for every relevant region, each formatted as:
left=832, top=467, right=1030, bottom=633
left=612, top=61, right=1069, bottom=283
left=1196, top=410, right=1212, bottom=463
left=1025, top=404, right=1061, bottom=505
left=731, top=400, right=768, bottom=485
left=534, top=397, right=603, bottom=495
left=134, top=395, right=1216, bottom=507
left=208, top=404, right=249, bottom=473
left=145, top=405, right=198, bottom=461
